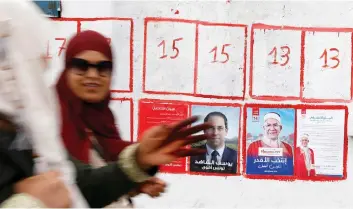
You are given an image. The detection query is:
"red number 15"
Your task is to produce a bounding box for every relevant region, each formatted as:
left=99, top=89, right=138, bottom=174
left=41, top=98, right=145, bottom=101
left=158, top=38, right=183, bottom=59
left=209, top=44, right=231, bottom=63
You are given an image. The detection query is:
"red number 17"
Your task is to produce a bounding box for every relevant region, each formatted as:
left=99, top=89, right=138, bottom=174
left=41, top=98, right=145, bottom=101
left=55, top=38, right=66, bottom=56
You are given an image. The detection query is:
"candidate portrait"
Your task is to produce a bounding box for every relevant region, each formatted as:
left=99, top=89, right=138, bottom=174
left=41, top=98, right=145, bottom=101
left=190, top=110, right=238, bottom=174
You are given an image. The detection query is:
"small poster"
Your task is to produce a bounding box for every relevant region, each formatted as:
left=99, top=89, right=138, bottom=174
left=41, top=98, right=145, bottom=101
left=189, top=105, right=240, bottom=175
left=138, top=101, right=189, bottom=173
left=245, top=107, right=295, bottom=176
left=296, top=109, right=346, bottom=179
left=33, top=1, right=61, bottom=17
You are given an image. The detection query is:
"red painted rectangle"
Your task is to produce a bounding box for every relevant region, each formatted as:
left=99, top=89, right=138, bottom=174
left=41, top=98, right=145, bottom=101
left=110, top=97, right=134, bottom=142
left=250, top=23, right=353, bottom=103
left=301, top=30, right=353, bottom=103
left=51, top=18, right=134, bottom=93
left=243, top=103, right=348, bottom=182
left=138, top=100, right=189, bottom=173
left=195, top=22, right=247, bottom=99
left=249, top=24, right=302, bottom=101
left=138, top=99, right=242, bottom=176
left=143, top=18, right=197, bottom=95
left=142, top=17, right=247, bottom=100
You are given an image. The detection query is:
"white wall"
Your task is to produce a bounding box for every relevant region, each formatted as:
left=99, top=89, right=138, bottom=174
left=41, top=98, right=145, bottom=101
left=59, top=1, right=353, bottom=208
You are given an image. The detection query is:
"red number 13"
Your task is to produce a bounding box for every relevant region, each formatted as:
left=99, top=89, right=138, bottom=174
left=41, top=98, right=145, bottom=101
left=320, top=48, right=340, bottom=69
left=268, top=46, right=290, bottom=67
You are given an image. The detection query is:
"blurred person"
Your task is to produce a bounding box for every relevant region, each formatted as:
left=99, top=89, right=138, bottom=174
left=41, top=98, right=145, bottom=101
left=0, top=0, right=212, bottom=208
left=55, top=30, right=167, bottom=207
left=1, top=112, right=212, bottom=208
left=0, top=0, right=88, bottom=207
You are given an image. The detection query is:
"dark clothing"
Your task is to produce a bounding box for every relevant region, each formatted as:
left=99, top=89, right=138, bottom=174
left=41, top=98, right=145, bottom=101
left=190, top=144, right=237, bottom=174
left=0, top=129, right=157, bottom=208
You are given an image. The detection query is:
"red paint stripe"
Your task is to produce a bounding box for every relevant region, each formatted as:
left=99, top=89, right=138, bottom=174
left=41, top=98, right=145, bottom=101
left=343, top=106, right=348, bottom=180
left=129, top=19, right=134, bottom=93
left=250, top=95, right=300, bottom=101
left=300, top=98, right=352, bottom=103
left=109, top=97, right=133, bottom=142
left=300, top=31, right=305, bottom=99
left=145, top=17, right=247, bottom=28
left=236, top=106, right=243, bottom=175
left=249, top=26, right=255, bottom=99
left=351, top=32, right=353, bottom=100
left=130, top=98, right=134, bottom=142
left=193, top=93, right=244, bottom=100
left=77, top=20, right=81, bottom=33
left=193, top=23, right=199, bottom=94
left=241, top=103, right=247, bottom=176
left=293, top=108, right=298, bottom=177
left=242, top=27, right=248, bottom=99
left=139, top=98, right=242, bottom=107
left=51, top=17, right=133, bottom=21
left=252, top=23, right=353, bottom=32
left=142, top=18, right=148, bottom=92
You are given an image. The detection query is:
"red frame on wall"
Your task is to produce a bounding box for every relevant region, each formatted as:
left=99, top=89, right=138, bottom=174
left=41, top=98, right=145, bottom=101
left=242, top=103, right=348, bottom=182
left=138, top=98, right=242, bottom=176
left=249, top=23, right=353, bottom=103
left=51, top=17, right=134, bottom=93
left=142, top=17, right=247, bottom=100
left=110, top=97, right=134, bottom=142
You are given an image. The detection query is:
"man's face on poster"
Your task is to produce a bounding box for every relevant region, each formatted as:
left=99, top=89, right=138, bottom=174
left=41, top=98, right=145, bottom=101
left=205, top=115, right=228, bottom=149
left=301, top=137, right=309, bottom=147
left=263, top=118, right=282, bottom=140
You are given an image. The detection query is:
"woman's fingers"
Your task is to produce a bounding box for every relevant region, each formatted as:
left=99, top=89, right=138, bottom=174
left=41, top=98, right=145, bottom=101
left=181, top=133, right=210, bottom=146
left=176, top=123, right=212, bottom=138
left=159, top=133, right=209, bottom=154
left=173, top=148, right=207, bottom=158
left=168, top=116, right=200, bottom=133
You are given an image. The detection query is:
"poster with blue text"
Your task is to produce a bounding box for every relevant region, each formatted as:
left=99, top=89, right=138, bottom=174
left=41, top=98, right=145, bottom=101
left=245, top=107, right=295, bottom=176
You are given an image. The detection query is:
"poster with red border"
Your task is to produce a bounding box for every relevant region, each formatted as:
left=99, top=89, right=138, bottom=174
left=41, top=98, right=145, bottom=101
left=138, top=100, right=189, bottom=173
left=243, top=103, right=348, bottom=182
left=138, top=99, right=241, bottom=176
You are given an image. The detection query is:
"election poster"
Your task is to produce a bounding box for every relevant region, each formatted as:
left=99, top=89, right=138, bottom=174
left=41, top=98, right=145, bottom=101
left=138, top=100, right=189, bottom=173
left=296, top=108, right=347, bottom=180
left=245, top=106, right=295, bottom=176
left=189, top=105, right=240, bottom=175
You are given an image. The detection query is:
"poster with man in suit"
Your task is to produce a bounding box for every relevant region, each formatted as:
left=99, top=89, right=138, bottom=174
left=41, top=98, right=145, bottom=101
left=189, top=105, right=240, bottom=174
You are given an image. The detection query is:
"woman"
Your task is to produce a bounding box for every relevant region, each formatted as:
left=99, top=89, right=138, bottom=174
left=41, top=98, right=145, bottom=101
left=0, top=1, right=212, bottom=207
left=0, top=0, right=88, bottom=207
left=55, top=30, right=167, bottom=206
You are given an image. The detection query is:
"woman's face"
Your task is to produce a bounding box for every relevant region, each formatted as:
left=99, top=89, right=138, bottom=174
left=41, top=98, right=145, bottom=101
left=66, top=50, right=112, bottom=103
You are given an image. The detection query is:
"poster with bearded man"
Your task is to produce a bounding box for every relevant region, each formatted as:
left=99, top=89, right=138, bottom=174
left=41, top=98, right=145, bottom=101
left=245, top=107, right=294, bottom=176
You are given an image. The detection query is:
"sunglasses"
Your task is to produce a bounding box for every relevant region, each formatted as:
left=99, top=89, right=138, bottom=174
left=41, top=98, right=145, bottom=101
left=68, top=58, right=113, bottom=77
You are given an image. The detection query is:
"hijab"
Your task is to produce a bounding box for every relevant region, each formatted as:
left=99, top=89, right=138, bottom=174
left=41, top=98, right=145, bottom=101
left=0, top=0, right=88, bottom=207
left=56, top=30, right=132, bottom=164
